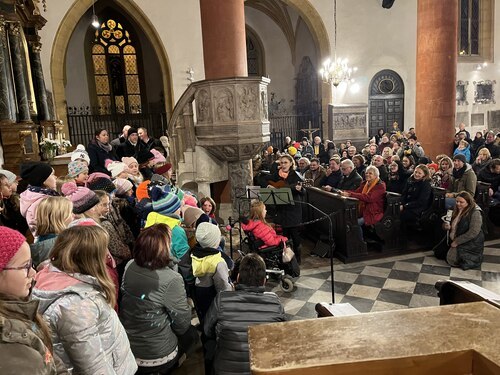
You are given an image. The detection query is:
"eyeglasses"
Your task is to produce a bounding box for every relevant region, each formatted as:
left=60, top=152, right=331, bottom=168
left=3, top=259, right=33, bottom=277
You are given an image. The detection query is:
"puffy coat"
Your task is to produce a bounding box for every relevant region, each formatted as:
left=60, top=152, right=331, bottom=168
left=454, top=206, right=484, bottom=270
left=30, top=234, right=57, bottom=268
left=32, top=264, right=137, bottom=375
left=20, top=189, right=49, bottom=236
left=120, top=260, right=191, bottom=364
left=204, top=285, right=286, bottom=375
left=453, top=145, right=472, bottom=163
left=0, top=299, right=68, bottom=375
left=449, top=164, right=477, bottom=196
left=241, top=219, right=287, bottom=248
left=349, top=180, right=386, bottom=226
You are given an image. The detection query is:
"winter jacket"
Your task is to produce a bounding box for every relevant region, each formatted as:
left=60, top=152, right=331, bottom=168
left=204, top=284, right=286, bottom=375
left=453, top=206, right=484, bottom=270
left=449, top=164, right=477, bottom=197
left=32, top=264, right=137, bottom=375
left=401, top=177, right=432, bottom=218
left=453, top=145, right=472, bottom=163
left=20, top=189, right=50, bottom=236
left=30, top=234, right=57, bottom=268
left=101, top=218, right=132, bottom=265
left=320, top=169, right=342, bottom=189
left=0, top=196, right=29, bottom=235
left=87, top=140, right=117, bottom=175
left=304, top=167, right=327, bottom=188
left=472, top=157, right=491, bottom=175
left=338, top=171, right=363, bottom=191
left=241, top=219, right=287, bottom=248
left=116, top=140, right=139, bottom=160
left=0, top=299, right=69, bottom=375
left=349, top=180, right=386, bottom=226
left=477, top=159, right=500, bottom=192
left=120, top=260, right=191, bottom=365
left=145, top=212, right=190, bottom=260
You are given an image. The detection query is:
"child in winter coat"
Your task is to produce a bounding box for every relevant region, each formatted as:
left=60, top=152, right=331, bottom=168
left=241, top=200, right=288, bottom=248
left=32, top=226, right=137, bottom=374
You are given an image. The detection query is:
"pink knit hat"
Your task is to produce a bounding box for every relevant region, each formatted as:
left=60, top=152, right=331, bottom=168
left=121, top=157, right=138, bottom=168
left=113, top=178, right=133, bottom=196
left=61, top=182, right=100, bottom=214
left=150, top=149, right=166, bottom=165
left=0, top=227, right=26, bottom=271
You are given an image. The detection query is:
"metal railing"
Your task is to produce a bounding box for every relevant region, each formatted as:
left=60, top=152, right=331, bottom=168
left=269, top=112, right=322, bottom=149
left=66, top=107, right=168, bottom=147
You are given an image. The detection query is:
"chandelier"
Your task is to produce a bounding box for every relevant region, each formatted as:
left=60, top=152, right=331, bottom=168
left=319, top=0, right=357, bottom=87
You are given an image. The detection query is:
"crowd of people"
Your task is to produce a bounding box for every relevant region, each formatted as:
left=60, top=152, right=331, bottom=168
left=0, top=125, right=286, bottom=375
left=255, top=122, right=499, bottom=270
left=0, top=122, right=498, bottom=374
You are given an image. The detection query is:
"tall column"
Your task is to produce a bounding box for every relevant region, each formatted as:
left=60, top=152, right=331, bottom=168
left=29, top=40, right=50, bottom=121
left=8, top=22, right=31, bottom=122
left=199, top=0, right=248, bottom=79
left=415, top=0, right=458, bottom=160
left=0, top=18, right=14, bottom=121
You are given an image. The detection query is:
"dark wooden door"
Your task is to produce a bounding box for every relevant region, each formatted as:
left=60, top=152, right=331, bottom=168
left=368, top=70, right=405, bottom=137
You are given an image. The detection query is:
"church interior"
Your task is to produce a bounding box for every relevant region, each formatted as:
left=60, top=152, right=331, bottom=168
left=0, top=0, right=500, bottom=373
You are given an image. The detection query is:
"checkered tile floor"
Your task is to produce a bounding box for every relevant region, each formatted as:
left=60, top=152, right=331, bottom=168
left=266, top=238, right=500, bottom=320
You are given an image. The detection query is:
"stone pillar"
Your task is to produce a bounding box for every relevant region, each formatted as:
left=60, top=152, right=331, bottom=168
left=415, top=0, right=458, bottom=160
left=228, top=160, right=253, bottom=216
left=29, top=40, right=50, bottom=121
left=0, top=18, right=15, bottom=122
left=8, top=22, right=31, bottom=122
left=199, top=0, right=247, bottom=79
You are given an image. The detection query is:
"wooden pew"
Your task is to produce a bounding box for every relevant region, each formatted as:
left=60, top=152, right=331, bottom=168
left=304, top=187, right=407, bottom=262
left=435, top=280, right=500, bottom=308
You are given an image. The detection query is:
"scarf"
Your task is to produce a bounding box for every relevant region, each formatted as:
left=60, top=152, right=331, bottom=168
left=27, top=185, right=59, bottom=197
left=97, top=139, right=113, bottom=152
left=358, top=178, right=379, bottom=214
left=452, top=164, right=466, bottom=180
left=278, top=169, right=289, bottom=180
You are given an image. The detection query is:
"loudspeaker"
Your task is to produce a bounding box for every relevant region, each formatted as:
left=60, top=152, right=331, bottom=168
left=382, top=0, right=396, bottom=9
left=311, top=240, right=334, bottom=258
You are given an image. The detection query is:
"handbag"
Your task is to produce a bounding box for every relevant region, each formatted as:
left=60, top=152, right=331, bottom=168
left=282, top=241, right=295, bottom=263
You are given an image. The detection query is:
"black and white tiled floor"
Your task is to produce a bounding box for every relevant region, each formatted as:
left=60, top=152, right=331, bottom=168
left=175, top=237, right=500, bottom=374
left=266, top=238, right=500, bottom=320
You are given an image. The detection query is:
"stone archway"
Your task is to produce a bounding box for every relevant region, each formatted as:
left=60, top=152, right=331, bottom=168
left=50, top=0, right=173, bottom=133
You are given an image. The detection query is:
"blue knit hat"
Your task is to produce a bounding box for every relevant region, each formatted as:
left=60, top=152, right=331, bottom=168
left=150, top=186, right=181, bottom=215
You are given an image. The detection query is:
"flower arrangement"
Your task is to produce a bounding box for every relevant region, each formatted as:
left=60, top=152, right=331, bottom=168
left=40, top=137, right=72, bottom=160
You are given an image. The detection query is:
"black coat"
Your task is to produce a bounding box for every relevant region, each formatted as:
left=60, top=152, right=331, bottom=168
left=338, top=171, right=362, bottom=191
left=116, top=140, right=139, bottom=160
left=265, top=169, right=304, bottom=227
left=377, top=165, right=389, bottom=183
left=320, top=169, right=342, bottom=189
left=401, top=177, right=432, bottom=218
left=87, top=141, right=117, bottom=175
left=204, top=285, right=285, bottom=375
left=139, top=137, right=166, bottom=155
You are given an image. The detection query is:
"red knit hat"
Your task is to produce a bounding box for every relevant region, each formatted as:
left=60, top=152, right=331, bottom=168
left=155, top=163, right=172, bottom=175
left=0, top=227, right=26, bottom=271
left=136, top=180, right=151, bottom=201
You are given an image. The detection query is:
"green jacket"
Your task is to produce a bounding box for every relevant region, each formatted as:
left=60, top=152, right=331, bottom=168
left=449, top=164, right=477, bottom=197
left=0, top=299, right=68, bottom=375
left=145, top=212, right=190, bottom=259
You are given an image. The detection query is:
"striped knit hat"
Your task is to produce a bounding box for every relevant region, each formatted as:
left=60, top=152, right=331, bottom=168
left=62, top=182, right=100, bottom=214
left=150, top=186, right=181, bottom=215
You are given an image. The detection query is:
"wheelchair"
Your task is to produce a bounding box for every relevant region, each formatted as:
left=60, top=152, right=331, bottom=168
left=235, top=230, right=299, bottom=293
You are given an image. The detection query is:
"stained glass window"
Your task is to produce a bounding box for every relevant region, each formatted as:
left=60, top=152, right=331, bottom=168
left=91, top=18, right=142, bottom=114
left=459, top=0, right=480, bottom=56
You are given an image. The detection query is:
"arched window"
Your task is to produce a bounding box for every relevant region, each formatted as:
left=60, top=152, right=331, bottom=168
left=458, top=0, right=494, bottom=61
left=92, top=19, right=142, bottom=114
left=246, top=27, right=265, bottom=77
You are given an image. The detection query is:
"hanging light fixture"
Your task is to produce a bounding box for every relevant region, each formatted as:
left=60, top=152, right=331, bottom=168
left=319, top=0, right=357, bottom=88
left=91, top=0, right=100, bottom=28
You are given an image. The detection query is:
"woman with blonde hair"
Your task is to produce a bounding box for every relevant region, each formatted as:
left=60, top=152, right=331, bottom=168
left=32, top=225, right=137, bottom=374
left=30, top=196, right=73, bottom=268
left=472, top=147, right=491, bottom=174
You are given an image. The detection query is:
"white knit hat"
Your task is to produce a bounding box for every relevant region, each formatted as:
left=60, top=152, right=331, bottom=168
left=71, top=145, right=90, bottom=164
left=196, top=222, right=221, bottom=249
left=0, top=169, right=17, bottom=184
left=107, top=161, right=127, bottom=178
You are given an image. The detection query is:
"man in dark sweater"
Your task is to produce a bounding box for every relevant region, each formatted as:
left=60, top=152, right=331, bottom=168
left=338, top=159, right=362, bottom=191
left=204, top=253, right=286, bottom=375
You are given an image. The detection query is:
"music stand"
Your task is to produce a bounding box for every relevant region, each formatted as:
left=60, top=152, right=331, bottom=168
left=245, top=186, right=261, bottom=200
left=259, top=188, right=294, bottom=206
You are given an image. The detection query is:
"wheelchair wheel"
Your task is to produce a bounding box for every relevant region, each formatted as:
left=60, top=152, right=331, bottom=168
left=280, top=276, right=294, bottom=293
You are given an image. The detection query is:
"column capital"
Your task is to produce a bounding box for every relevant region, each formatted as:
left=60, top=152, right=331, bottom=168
left=29, top=40, right=42, bottom=53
